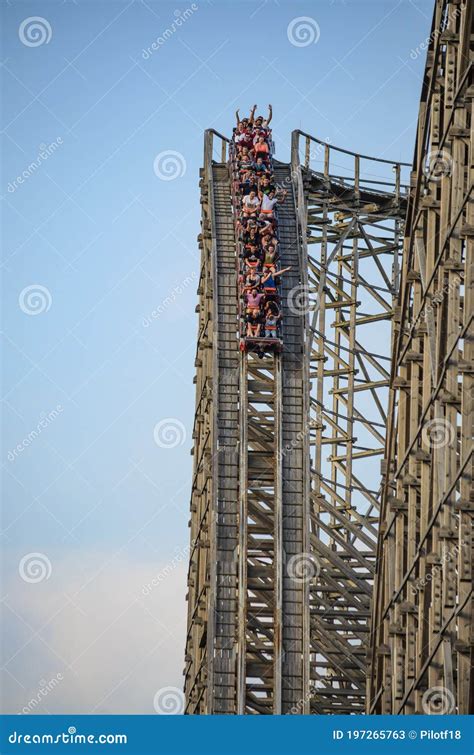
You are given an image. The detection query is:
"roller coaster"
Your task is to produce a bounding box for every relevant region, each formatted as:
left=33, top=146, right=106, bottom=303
left=184, top=0, right=473, bottom=715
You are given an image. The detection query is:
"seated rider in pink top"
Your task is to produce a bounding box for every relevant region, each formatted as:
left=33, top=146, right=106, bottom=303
left=253, top=136, right=270, bottom=160
left=245, top=289, right=264, bottom=313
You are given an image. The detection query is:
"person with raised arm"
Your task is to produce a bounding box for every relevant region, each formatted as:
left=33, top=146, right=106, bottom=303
left=236, top=105, right=257, bottom=128
left=261, top=266, right=292, bottom=295
left=252, top=105, right=272, bottom=129
left=264, top=308, right=280, bottom=338
left=259, top=188, right=287, bottom=219
left=262, top=243, right=279, bottom=272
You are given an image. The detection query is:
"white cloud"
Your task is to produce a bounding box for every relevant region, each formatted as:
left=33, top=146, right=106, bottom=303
left=1, top=549, right=187, bottom=713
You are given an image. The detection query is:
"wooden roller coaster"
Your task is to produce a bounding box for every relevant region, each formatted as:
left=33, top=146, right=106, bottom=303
left=184, top=0, right=473, bottom=715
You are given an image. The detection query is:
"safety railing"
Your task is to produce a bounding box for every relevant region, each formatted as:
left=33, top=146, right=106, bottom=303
left=291, top=129, right=411, bottom=200
left=203, top=128, right=229, bottom=171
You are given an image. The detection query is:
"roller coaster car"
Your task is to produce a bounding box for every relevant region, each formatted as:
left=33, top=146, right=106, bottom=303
left=240, top=337, right=283, bottom=355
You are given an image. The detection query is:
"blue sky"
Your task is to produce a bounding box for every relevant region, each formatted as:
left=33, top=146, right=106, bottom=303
left=1, top=0, right=431, bottom=714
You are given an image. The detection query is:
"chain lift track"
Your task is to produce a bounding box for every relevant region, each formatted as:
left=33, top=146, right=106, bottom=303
left=184, top=132, right=309, bottom=714
left=368, top=0, right=473, bottom=715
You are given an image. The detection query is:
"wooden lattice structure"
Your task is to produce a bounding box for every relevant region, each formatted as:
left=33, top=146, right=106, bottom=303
left=291, top=132, right=409, bottom=713
left=368, top=0, right=473, bottom=715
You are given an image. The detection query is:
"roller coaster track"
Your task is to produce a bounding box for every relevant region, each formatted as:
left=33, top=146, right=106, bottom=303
left=185, top=132, right=310, bottom=714
left=184, top=1, right=472, bottom=713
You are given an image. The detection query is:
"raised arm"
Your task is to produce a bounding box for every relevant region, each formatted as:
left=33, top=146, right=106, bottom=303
left=249, top=104, right=257, bottom=126
left=235, top=108, right=240, bottom=126
left=273, top=266, right=292, bottom=278
left=267, top=104, right=273, bottom=125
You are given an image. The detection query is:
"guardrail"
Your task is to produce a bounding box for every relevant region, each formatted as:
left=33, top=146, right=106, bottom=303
left=291, top=129, right=410, bottom=198
left=203, top=128, right=229, bottom=173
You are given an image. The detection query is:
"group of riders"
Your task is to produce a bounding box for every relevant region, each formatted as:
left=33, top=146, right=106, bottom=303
left=229, top=105, right=290, bottom=344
